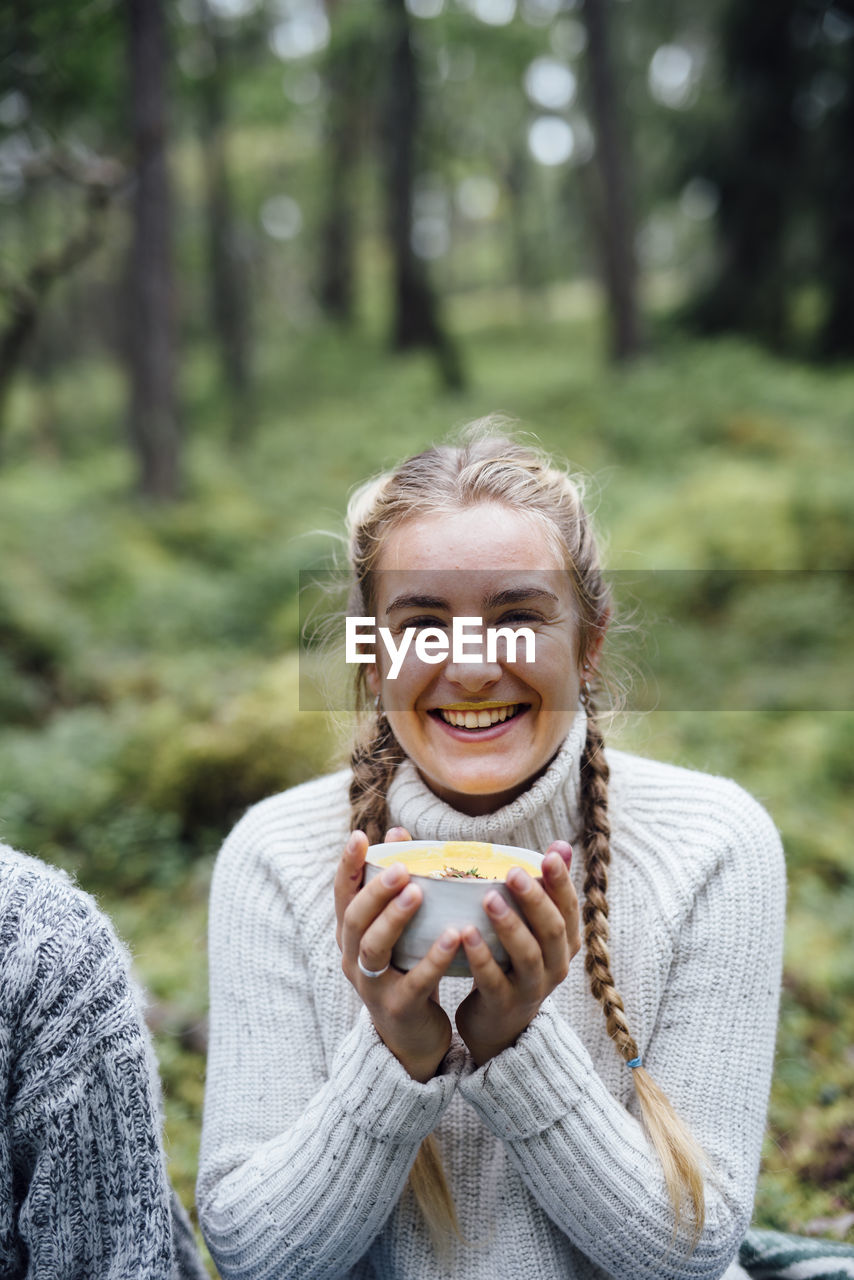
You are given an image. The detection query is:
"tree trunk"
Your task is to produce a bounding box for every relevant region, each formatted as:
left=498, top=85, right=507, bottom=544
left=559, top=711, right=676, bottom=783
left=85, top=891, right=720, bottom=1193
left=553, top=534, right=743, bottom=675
left=317, top=4, right=364, bottom=324
left=817, top=35, right=854, bottom=359
left=382, top=0, right=463, bottom=389
left=581, top=0, right=642, bottom=362
left=505, top=146, right=538, bottom=297
left=126, top=0, right=180, bottom=500
left=318, top=79, right=357, bottom=323
left=197, top=0, right=252, bottom=440
left=690, top=0, right=803, bottom=349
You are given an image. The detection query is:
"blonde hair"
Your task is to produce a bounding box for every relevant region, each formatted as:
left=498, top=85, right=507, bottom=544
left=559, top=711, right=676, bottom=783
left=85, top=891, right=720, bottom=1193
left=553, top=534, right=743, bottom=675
left=346, top=420, right=708, bottom=1250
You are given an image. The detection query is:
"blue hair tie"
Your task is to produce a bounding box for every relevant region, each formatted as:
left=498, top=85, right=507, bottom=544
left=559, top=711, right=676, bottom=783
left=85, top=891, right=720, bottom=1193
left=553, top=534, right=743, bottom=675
left=627, top=1056, right=642, bottom=1069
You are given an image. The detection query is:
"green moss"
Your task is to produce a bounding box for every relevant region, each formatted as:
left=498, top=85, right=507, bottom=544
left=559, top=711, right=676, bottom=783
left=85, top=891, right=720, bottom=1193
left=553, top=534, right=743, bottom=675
left=2, top=317, right=852, bottom=1244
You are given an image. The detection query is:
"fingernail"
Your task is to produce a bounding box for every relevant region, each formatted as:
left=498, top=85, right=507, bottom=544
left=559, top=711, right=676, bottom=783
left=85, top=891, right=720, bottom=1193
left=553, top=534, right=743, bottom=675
left=506, top=868, right=530, bottom=891
left=551, top=841, right=572, bottom=864
left=543, top=851, right=564, bottom=876
left=398, top=884, right=418, bottom=907
left=381, top=864, right=405, bottom=888
left=439, top=928, right=459, bottom=951
left=486, top=891, right=508, bottom=916
left=386, top=826, right=406, bottom=840
left=463, top=926, right=482, bottom=946
left=346, top=832, right=360, bottom=855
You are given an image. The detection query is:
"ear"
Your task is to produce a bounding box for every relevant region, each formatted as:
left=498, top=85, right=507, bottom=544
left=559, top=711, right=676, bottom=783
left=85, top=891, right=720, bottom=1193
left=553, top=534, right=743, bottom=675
left=584, top=606, right=611, bottom=675
left=365, top=664, right=381, bottom=698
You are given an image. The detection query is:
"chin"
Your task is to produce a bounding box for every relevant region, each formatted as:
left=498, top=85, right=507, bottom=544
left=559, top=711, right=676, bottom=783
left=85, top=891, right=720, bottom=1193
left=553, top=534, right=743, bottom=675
left=427, top=772, right=529, bottom=815
left=441, top=769, right=516, bottom=796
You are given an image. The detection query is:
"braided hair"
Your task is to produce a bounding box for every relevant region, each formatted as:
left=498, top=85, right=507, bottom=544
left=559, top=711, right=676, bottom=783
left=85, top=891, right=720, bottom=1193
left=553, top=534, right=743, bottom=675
left=346, top=422, right=707, bottom=1248
left=579, top=697, right=706, bottom=1242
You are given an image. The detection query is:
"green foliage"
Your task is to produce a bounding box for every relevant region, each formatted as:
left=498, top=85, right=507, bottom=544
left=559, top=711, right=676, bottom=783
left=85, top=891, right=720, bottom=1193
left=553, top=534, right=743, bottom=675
left=4, top=0, right=852, bottom=1258
left=2, top=313, right=853, bottom=1250
left=0, top=662, right=336, bottom=891
left=1, top=2, right=126, bottom=138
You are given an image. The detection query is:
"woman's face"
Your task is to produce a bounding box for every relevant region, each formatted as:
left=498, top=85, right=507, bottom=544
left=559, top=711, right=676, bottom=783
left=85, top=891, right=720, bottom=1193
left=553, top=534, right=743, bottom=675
left=366, top=503, right=594, bottom=815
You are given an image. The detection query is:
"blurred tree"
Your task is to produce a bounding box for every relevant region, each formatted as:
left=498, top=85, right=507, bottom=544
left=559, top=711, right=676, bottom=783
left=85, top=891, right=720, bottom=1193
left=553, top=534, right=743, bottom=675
left=683, top=0, right=854, bottom=359
left=580, top=0, right=642, bottom=362
left=195, top=0, right=253, bottom=441
left=505, top=143, right=539, bottom=297
left=0, top=155, right=121, bottom=447
left=126, top=0, right=180, bottom=499
left=317, top=1, right=375, bottom=325
left=0, top=0, right=126, bottom=440
left=381, top=0, right=464, bottom=390
left=417, top=12, right=546, bottom=297
left=690, top=0, right=805, bottom=349
left=193, top=0, right=253, bottom=438
left=815, top=10, right=854, bottom=359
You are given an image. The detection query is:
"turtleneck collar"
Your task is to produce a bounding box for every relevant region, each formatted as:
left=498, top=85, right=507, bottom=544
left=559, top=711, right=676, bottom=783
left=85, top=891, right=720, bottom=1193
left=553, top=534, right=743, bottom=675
left=386, top=706, right=587, bottom=850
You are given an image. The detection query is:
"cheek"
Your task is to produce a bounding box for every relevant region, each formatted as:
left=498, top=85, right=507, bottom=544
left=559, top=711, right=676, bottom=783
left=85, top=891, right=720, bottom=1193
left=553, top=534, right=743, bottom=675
left=379, top=665, right=424, bottom=711
left=382, top=649, right=442, bottom=699
left=528, top=642, right=579, bottom=700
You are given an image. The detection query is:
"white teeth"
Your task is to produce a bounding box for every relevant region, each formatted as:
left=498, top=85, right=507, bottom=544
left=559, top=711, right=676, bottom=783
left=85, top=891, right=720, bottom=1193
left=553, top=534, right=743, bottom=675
left=438, top=704, right=519, bottom=729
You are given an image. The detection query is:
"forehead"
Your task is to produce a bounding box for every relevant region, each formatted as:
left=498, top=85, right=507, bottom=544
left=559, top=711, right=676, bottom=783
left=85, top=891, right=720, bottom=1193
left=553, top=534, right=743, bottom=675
left=372, top=504, right=574, bottom=611
left=375, top=504, right=565, bottom=573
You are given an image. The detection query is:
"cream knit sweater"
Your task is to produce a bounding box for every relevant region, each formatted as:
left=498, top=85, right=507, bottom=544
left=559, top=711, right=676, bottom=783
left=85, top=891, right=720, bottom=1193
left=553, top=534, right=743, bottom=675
left=198, top=711, right=786, bottom=1280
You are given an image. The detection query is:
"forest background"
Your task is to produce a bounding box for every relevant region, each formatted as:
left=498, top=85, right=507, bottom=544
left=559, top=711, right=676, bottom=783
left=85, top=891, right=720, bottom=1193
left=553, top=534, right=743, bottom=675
left=1, top=0, right=853, bottom=1271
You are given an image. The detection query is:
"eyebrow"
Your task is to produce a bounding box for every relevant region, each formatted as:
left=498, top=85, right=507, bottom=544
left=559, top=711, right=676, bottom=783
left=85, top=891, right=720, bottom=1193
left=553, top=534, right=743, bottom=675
left=482, top=586, right=561, bottom=610
left=384, top=586, right=561, bottom=614
left=385, top=593, right=449, bottom=614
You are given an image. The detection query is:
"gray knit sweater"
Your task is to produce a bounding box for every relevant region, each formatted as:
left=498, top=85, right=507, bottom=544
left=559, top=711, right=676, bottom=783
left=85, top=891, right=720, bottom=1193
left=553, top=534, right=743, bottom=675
left=198, top=710, right=786, bottom=1280
left=0, top=842, right=207, bottom=1280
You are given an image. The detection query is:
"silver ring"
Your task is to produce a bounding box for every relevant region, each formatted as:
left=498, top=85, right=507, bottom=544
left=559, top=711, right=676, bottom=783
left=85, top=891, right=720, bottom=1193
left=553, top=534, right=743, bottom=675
left=357, top=956, right=390, bottom=979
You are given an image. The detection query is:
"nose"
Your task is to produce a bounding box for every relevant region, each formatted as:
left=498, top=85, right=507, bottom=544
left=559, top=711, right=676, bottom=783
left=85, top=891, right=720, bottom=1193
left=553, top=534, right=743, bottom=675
left=443, top=653, right=503, bottom=694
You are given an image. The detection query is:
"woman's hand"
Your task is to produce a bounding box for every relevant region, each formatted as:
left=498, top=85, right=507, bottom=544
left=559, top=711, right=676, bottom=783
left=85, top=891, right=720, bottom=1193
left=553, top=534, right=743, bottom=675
left=455, top=842, right=580, bottom=1067
left=335, top=829, right=461, bottom=1083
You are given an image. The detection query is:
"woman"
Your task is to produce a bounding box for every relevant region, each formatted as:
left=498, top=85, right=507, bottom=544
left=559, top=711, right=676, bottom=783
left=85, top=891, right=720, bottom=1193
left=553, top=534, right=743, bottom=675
left=198, top=429, right=790, bottom=1279
left=0, top=840, right=207, bottom=1278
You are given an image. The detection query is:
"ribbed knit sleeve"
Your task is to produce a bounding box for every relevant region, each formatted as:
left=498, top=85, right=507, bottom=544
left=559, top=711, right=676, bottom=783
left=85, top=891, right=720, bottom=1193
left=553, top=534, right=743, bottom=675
left=0, top=847, right=203, bottom=1280
left=457, top=779, right=786, bottom=1280
left=196, top=794, right=465, bottom=1280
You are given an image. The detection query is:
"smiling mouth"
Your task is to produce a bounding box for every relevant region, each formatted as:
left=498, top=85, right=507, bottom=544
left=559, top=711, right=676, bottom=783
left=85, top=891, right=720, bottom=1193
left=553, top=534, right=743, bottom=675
left=433, top=703, right=524, bottom=729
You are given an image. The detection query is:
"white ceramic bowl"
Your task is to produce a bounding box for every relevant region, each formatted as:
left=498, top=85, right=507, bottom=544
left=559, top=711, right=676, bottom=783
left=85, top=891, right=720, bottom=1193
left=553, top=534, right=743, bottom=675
left=363, top=840, right=543, bottom=978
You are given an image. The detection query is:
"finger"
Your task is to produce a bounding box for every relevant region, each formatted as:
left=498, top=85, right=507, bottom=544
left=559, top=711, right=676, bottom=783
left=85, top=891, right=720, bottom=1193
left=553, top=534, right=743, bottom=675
left=340, top=860, right=410, bottom=961
left=504, top=867, right=569, bottom=979
left=546, top=840, right=572, bottom=868
left=484, top=886, right=543, bottom=986
left=541, top=849, right=581, bottom=962
left=396, top=927, right=462, bottom=1004
left=357, top=881, right=423, bottom=973
left=334, top=831, right=368, bottom=948
left=459, top=925, right=508, bottom=998
left=384, top=826, right=412, bottom=842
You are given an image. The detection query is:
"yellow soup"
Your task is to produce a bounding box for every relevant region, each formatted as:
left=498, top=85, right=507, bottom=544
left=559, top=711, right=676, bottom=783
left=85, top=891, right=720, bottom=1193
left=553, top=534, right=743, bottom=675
left=373, top=841, right=536, bottom=881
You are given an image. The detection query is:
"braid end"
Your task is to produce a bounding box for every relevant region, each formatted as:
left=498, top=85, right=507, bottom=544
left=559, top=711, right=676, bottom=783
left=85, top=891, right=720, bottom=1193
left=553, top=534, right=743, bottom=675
left=630, top=1065, right=708, bottom=1248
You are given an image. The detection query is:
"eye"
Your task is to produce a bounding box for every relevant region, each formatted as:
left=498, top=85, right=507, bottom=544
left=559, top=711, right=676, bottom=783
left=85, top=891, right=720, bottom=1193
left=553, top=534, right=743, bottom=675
left=496, top=610, right=543, bottom=626
left=411, top=616, right=450, bottom=630
left=391, top=615, right=449, bottom=634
